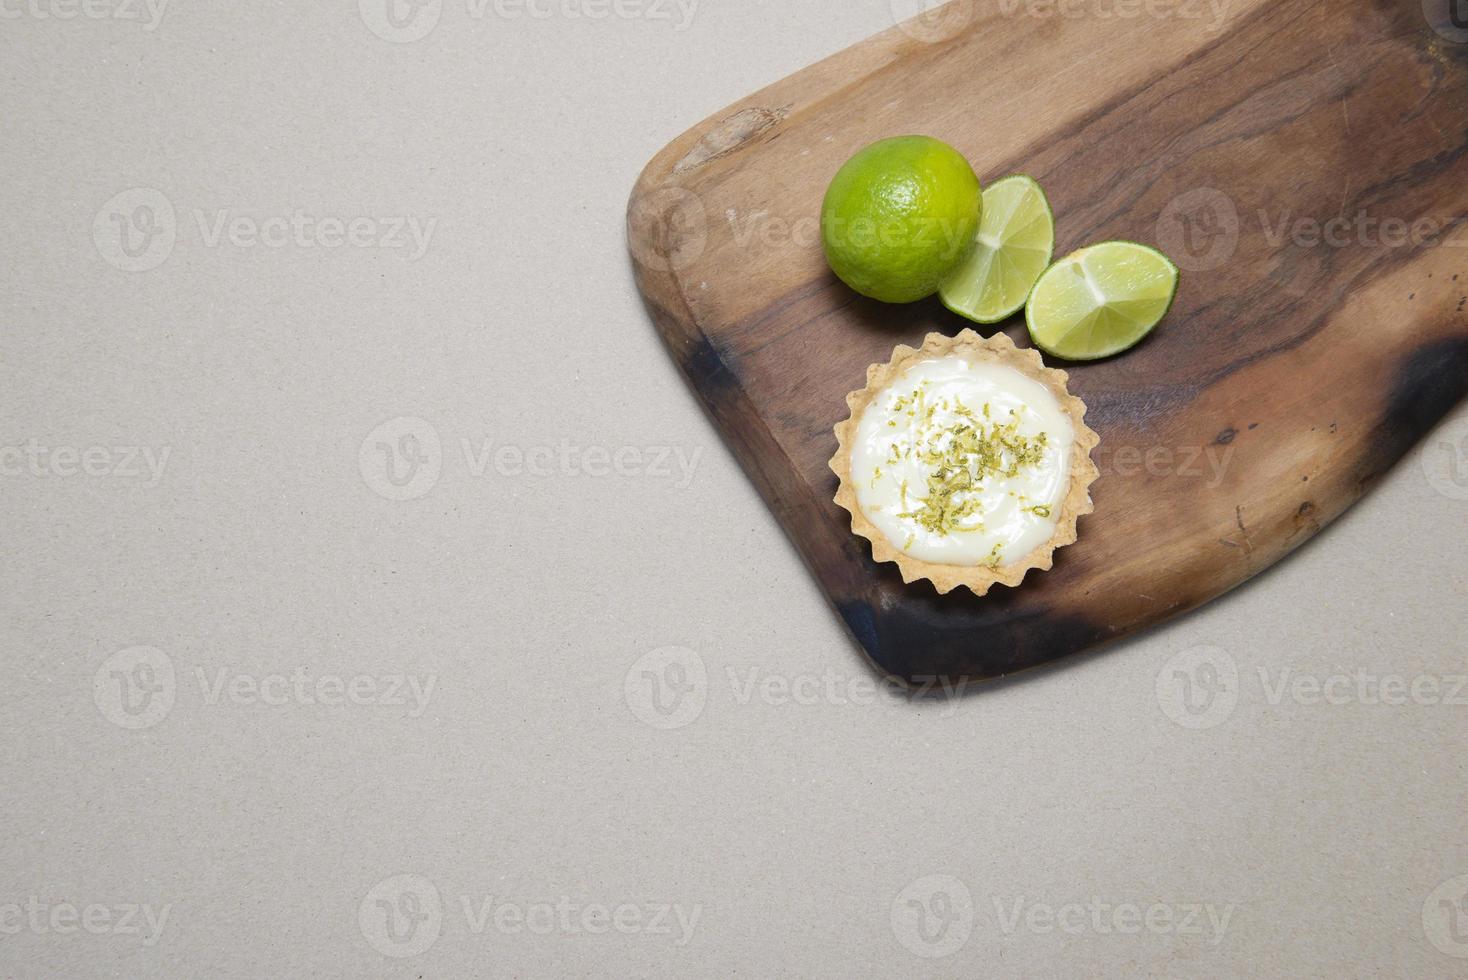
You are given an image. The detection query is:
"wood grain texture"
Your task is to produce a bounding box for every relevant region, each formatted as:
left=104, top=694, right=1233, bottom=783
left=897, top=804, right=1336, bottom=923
left=627, top=0, right=1468, bottom=684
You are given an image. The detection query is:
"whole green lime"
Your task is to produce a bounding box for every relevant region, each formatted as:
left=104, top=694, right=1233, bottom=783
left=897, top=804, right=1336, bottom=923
left=820, top=136, right=982, bottom=304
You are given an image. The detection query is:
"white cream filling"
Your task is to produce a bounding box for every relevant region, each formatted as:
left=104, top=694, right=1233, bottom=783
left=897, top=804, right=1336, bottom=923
left=851, top=355, right=1074, bottom=567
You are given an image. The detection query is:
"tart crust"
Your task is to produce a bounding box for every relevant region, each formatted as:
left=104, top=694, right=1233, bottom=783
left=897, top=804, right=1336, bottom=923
left=830, top=329, right=1100, bottom=596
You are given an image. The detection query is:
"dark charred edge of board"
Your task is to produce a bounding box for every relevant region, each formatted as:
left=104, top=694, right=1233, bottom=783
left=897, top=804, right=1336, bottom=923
left=627, top=179, right=915, bottom=680
left=628, top=249, right=894, bottom=649
left=837, top=596, right=1111, bottom=686
left=629, top=273, right=763, bottom=448
left=1366, top=337, right=1468, bottom=482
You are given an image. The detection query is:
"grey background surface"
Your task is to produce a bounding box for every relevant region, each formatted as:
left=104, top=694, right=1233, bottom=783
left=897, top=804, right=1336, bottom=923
left=3, top=1, right=1467, bottom=976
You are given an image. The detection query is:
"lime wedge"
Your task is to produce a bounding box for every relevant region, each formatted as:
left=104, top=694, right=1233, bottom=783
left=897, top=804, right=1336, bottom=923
left=1025, top=241, right=1178, bottom=360
left=939, top=175, right=1054, bottom=323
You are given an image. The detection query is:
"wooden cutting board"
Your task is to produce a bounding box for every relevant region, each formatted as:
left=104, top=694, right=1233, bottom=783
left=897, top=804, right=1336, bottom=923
left=627, top=0, right=1468, bottom=684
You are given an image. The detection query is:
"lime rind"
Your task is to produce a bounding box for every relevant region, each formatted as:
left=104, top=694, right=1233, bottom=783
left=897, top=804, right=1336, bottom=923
left=820, top=136, right=983, bottom=304
left=939, top=175, right=1055, bottom=324
left=1025, top=241, right=1179, bottom=361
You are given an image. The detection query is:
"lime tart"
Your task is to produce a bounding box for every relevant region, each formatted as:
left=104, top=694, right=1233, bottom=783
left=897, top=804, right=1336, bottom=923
left=830, top=330, right=1099, bottom=595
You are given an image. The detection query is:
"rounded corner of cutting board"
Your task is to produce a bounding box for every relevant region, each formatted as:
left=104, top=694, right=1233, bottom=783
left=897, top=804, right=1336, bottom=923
left=626, top=12, right=929, bottom=293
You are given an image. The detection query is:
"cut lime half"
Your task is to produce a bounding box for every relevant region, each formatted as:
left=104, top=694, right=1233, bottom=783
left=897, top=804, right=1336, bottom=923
left=939, top=175, right=1054, bottom=323
left=1025, top=241, right=1178, bottom=360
